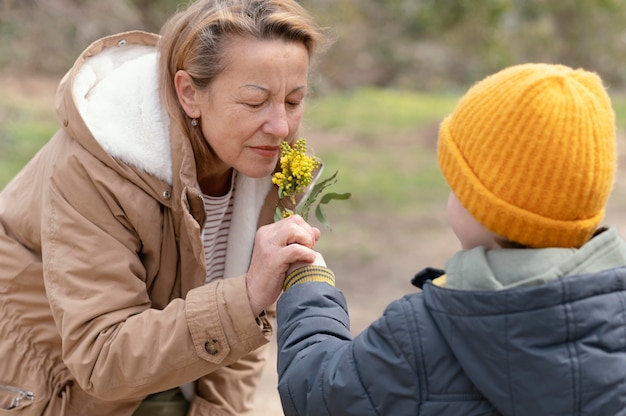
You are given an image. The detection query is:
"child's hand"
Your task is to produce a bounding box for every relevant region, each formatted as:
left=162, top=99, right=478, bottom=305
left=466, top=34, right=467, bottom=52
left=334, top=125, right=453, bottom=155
left=287, top=251, right=327, bottom=276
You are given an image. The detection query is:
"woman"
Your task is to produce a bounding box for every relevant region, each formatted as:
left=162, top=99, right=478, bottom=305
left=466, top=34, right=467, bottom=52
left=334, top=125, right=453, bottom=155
left=0, top=0, right=325, bottom=414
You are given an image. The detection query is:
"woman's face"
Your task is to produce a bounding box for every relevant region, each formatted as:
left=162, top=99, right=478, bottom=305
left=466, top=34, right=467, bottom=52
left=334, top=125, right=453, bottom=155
left=193, top=37, right=309, bottom=178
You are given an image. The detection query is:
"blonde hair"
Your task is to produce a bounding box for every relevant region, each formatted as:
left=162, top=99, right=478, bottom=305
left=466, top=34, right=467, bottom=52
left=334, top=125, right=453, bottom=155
left=158, top=0, right=328, bottom=178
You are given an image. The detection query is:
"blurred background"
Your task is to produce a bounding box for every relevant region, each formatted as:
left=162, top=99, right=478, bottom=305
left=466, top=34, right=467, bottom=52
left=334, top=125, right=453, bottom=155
left=3, top=0, right=626, bottom=89
left=2, top=1, right=626, bottom=414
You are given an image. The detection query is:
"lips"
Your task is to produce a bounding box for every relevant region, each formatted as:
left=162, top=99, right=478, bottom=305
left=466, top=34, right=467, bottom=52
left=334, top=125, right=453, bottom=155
left=251, top=145, right=280, bottom=158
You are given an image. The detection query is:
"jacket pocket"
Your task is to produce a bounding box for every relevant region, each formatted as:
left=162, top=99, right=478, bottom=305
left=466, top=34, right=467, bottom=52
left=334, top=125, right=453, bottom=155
left=0, top=384, right=35, bottom=412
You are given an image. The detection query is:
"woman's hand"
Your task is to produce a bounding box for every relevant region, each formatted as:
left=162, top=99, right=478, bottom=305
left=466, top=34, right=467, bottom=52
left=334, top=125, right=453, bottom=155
left=246, top=215, right=320, bottom=317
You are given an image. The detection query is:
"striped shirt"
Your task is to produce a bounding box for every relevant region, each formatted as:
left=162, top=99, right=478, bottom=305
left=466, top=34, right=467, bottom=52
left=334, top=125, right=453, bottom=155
left=202, top=174, right=236, bottom=284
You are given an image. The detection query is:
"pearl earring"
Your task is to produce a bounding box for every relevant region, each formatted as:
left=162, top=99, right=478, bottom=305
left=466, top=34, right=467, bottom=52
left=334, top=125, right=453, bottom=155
left=191, top=118, right=198, bottom=127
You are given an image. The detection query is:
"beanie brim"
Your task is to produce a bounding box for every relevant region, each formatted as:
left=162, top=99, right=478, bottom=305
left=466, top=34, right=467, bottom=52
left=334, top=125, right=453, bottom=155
left=438, top=116, right=604, bottom=248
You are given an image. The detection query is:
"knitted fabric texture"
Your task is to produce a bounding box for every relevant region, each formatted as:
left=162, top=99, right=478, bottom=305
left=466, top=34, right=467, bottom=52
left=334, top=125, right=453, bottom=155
left=283, top=266, right=335, bottom=291
left=438, top=63, right=616, bottom=248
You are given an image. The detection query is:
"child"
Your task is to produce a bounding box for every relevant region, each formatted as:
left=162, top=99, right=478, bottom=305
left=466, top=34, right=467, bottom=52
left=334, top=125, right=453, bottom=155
left=275, top=63, right=626, bottom=415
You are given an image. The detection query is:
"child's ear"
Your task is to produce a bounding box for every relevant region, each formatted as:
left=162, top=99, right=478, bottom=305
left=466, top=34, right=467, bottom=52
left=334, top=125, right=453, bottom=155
left=174, top=70, right=200, bottom=118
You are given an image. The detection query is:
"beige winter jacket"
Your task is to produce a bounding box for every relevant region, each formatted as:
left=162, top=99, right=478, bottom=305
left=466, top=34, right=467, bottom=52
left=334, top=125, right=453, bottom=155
left=0, top=31, right=280, bottom=415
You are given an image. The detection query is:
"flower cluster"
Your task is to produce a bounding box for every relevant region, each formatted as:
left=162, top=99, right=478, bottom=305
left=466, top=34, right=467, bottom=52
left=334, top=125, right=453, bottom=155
left=272, top=138, right=350, bottom=228
left=272, top=139, right=320, bottom=211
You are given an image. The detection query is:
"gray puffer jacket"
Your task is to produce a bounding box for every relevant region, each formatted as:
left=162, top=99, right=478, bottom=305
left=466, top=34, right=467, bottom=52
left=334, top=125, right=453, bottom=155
left=277, top=227, right=626, bottom=415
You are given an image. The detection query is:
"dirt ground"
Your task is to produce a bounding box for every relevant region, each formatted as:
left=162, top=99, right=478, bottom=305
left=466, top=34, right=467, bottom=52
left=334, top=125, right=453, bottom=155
left=3, top=75, right=625, bottom=415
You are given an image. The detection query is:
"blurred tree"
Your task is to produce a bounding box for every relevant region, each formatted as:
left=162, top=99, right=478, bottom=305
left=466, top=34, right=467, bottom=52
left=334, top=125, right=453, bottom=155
left=507, top=0, right=626, bottom=86
left=2, top=0, right=626, bottom=89
left=301, top=0, right=626, bottom=90
left=130, top=0, right=180, bottom=32
left=301, top=0, right=513, bottom=89
left=1, top=0, right=142, bottom=73
left=0, top=0, right=178, bottom=74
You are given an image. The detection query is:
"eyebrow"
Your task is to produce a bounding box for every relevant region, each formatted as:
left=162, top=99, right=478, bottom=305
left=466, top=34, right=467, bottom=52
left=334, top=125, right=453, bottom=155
left=239, top=84, right=308, bottom=95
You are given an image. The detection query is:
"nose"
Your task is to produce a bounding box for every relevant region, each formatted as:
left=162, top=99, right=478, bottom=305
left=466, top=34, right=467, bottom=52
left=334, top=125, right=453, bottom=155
left=263, top=104, right=290, bottom=139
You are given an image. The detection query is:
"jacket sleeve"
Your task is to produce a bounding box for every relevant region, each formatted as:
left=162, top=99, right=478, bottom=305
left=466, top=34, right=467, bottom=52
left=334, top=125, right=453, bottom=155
left=189, top=304, right=276, bottom=415
left=276, top=279, right=421, bottom=416
left=41, top=151, right=271, bottom=400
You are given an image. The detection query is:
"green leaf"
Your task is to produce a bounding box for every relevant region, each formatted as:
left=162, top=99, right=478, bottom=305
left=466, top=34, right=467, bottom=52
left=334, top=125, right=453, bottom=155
left=315, top=203, right=330, bottom=228
left=314, top=192, right=352, bottom=229
left=297, top=170, right=340, bottom=220
left=319, top=192, right=352, bottom=204
left=274, top=206, right=283, bottom=222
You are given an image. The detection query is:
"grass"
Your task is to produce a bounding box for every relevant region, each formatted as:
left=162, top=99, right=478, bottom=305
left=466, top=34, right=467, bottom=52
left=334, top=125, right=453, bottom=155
left=314, top=141, right=448, bottom=215
left=306, top=87, right=459, bottom=136
left=303, top=88, right=457, bottom=216
left=306, top=88, right=626, bottom=216
left=0, top=93, right=58, bottom=186
left=0, top=86, right=457, bottom=212
left=2, top=83, right=625, bottom=219
left=613, top=96, right=626, bottom=131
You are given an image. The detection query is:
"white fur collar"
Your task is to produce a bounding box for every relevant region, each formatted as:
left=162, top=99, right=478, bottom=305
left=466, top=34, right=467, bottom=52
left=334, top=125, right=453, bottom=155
left=73, top=45, right=173, bottom=184
left=224, top=173, right=272, bottom=278
left=72, top=43, right=274, bottom=278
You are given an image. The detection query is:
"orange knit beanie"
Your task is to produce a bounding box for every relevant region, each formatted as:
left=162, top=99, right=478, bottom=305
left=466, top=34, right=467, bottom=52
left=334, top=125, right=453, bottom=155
left=438, top=63, right=616, bottom=248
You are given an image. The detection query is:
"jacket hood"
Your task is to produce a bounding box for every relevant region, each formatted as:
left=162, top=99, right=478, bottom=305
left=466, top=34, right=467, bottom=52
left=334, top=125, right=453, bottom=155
left=445, top=226, right=626, bottom=290
left=55, top=31, right=173, bottom=185
left=424, top=228, right=626, bottom=414
left=51, top=32, right=304, bottom=283
left=73, top=35, right=171, bottom=184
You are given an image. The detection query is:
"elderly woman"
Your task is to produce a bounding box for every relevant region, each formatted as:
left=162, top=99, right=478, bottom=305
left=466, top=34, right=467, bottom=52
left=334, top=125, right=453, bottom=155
left=0, top=0, right=326, bottom=414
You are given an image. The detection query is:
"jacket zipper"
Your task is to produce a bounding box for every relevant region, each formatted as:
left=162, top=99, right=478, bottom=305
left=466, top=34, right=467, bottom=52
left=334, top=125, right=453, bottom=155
left=0, top=384, right=35, bottom=409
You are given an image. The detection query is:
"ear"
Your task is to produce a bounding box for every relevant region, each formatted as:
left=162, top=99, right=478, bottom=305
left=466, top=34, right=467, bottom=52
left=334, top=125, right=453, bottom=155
left=174, top=70, right=200, bottom=118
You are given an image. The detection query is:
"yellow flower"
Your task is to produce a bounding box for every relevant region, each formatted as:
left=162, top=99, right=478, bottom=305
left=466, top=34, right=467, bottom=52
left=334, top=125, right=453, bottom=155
left=273, top=138, right=320, bottom=206
left=272, top=138, right=351, bottom=227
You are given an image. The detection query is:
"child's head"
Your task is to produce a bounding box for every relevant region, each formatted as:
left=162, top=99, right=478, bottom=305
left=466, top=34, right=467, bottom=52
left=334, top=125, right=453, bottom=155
left=438, top=63, right=616, bottom=249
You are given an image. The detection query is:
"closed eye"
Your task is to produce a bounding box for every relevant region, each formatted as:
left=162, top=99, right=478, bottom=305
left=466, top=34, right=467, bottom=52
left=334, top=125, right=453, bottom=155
left=245, top=102, right=265, bottom=109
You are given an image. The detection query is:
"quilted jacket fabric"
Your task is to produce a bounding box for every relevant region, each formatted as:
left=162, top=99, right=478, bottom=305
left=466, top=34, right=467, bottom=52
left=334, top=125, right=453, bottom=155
left=277, top=228, right=626, bottom=415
